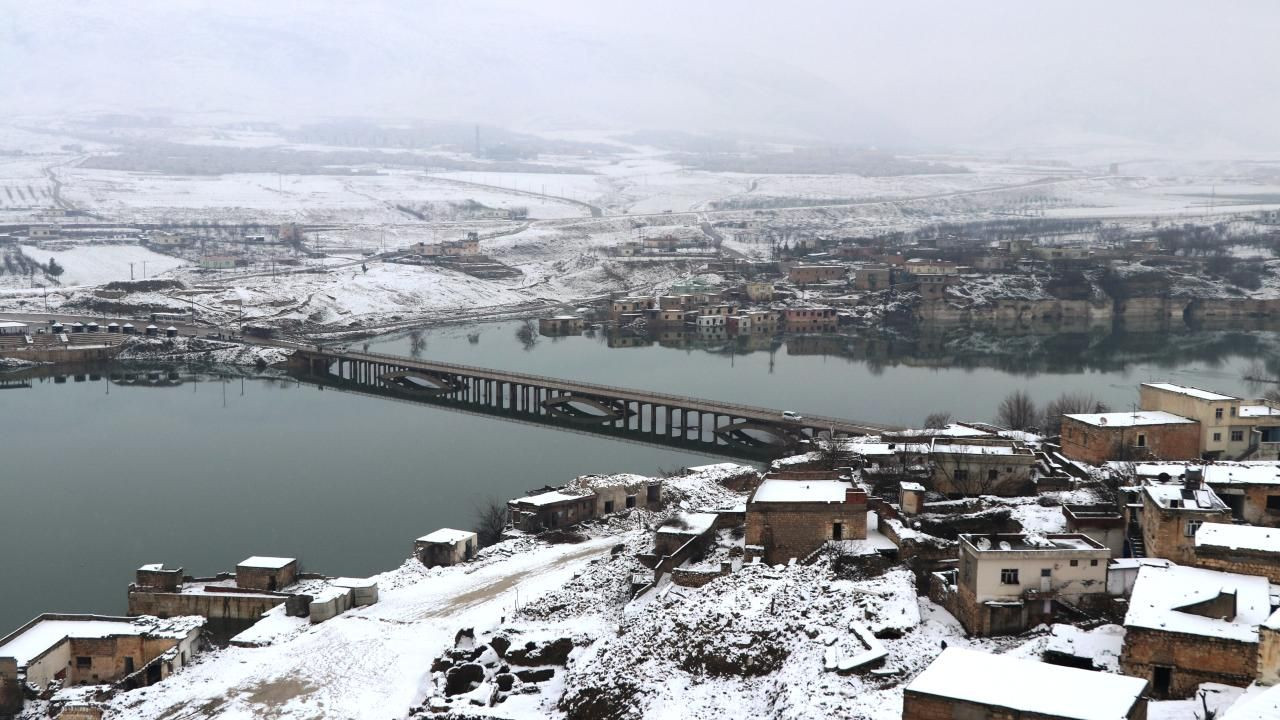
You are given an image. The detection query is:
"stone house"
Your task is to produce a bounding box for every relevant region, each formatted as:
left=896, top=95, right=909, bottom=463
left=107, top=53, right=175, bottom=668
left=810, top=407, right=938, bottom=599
left=946, top=533, right=1110, bottom=636
left=854, top=264, right=895, bottom=292
left=744, top=281, right=774, bottom=302
left=235, top=556, right=298, bottom=592
left=507, top=489, right=596, bottom=533
left=1140, top=382, right=1280, bottom=460
left=903, top=647, right=1148, bottom=720
left=787, top=264, right=846, bottom=285
left=1062, top=504, right=1127, bottom=557
left=1192, top=523, right=1280, bottom=582
left=745, top=478, right=867, bottom=564
left=537, top=316, right=585, bottom=336
left=781, top=307, right=837, bottom=332
left=1127, top=462, right=1280, bottom=527
left=609, top=296, right=655, bottom=322
left=1060, top=411, right=1200, bottom=465
left=415, top=528, right=478, bottom=568
left=1139, top=481, right=1231, bottom=565
left=1121, top=563, right=1272, bottom=698
left=0, top=614, right=205, bottom=714
left=929, top=438, right=1037, bottom=496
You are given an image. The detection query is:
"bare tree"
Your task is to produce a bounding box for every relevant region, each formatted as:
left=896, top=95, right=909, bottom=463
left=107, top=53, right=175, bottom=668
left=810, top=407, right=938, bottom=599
left=473, top=497, right=508, bottom=547
left=997, top=390, right=1038, bottom=431
left=1041, top=392, right=1110, bottom=436
left=923, top=411, right=952, bottom=429
left=515, top=319, right=538, bottom=351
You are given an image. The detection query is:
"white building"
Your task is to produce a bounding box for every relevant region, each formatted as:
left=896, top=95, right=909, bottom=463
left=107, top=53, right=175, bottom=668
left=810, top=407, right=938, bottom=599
left=0, top=320, right=29, bottom=336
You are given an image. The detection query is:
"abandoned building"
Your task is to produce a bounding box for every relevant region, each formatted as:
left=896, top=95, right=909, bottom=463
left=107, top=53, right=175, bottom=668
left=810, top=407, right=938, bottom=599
left=936, top=533, right=1110, bottom=636
left=1138, top=480, right=1231, bottom=565
left=537, top=316, right=585, bottom=336
left=1121, top=563, right=1272, bottom=698
left=415, top=528, right=478, bottom=568
left=0, top=614, right=205, bottom=715
left=507, top=475, right=663, bottom=533
left=745, top=477, right=867, bottom=564
left=928, top=438, right=1037, bottom=496
left=1192, top=523, right=1280, bottom=582
left=902, top=647, right=1149, bottom=720
left=235, top=556, right=298, bottom=592
left=1060, top=411, right=1200, bottom=464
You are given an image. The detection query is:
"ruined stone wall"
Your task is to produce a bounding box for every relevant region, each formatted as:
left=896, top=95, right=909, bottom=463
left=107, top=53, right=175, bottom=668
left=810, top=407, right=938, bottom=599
left=127, top=590, right=285, bottom=634
left=1120, top=627, right=1257, bottom=699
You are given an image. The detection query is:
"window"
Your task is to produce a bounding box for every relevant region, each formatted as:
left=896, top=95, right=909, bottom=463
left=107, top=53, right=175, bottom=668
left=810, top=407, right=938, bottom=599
left=1040, top=568, right=1052, bottom=577
left=1216, top=408, right=1224, bottom=420
left=1070, top=559, right=1079, bottom=567
left=988, top=469, right=998, bottom=482
left=1266, top=496, right=1280, bottom=512
left=1136, top=434, right=1147, bottom=448
left=625, top=495, right=636, bottom=509
left=1214, top=432, right=1222, bottom=442
left=1231, top=407, right=1237, bottom=417
left=1000, top=568, right=1019, bottom=584
left=647, top=485, right=659, bottom=502
left=603, top=500, right=615, bottom=514
left=76, top=657, right=91, bottom=669
left=1185, top=520, right=1202, bottom=538
left=1090, top=559, right=1099, bottom=566
left=954, top=469, right=969, bottom=485
left=1231, top=430, right=1245, bottom=443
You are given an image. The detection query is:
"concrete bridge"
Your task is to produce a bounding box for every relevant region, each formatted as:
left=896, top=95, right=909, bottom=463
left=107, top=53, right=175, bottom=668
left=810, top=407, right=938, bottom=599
left=289, top=347, right=896, bottom=458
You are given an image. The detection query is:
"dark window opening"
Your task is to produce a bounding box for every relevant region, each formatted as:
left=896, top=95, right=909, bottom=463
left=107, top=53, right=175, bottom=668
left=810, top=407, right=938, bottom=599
left=832, top=523, right=843, bottom=541
left=1266, top=496, right=1280, bottom=512
left=647, top=485, right=660, bottom=502
left=1000, top=568, right=1019, bottom=584
left=1136, top=434, right=1147, bottom=448
left=625, top=495, right=636, bottom=509
left=1154, top=666, right=1173, bottom=696
left=76, top=657, right=92, bottom=669
left=604, top=500, right=615, bottom=514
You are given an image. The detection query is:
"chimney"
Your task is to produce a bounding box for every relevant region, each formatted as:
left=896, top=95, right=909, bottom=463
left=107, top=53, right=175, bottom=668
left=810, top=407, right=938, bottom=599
left=845, top=487, right=866, bottom=505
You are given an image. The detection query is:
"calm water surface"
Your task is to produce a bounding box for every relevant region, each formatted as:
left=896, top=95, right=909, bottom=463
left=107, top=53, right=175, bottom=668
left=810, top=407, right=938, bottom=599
left=1, top=321, right=1276, bottom=631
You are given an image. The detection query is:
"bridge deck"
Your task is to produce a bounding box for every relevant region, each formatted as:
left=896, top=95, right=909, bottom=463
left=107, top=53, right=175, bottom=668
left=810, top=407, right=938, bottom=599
left=303, top=348, right=897, bottom=436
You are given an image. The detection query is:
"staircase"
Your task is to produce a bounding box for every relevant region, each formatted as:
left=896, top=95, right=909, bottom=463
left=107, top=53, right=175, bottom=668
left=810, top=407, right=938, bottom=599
left=1126, top=522, right=1146, bottom=559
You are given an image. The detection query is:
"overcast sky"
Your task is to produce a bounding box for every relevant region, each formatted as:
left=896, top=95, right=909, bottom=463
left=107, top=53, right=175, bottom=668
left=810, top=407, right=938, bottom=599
left=3, top=1, right=1278, bottom=153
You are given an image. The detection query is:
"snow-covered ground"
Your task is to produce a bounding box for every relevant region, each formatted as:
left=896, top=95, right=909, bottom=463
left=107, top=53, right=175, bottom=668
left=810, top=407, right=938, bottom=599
left=19, top=243, right=187, bottom=287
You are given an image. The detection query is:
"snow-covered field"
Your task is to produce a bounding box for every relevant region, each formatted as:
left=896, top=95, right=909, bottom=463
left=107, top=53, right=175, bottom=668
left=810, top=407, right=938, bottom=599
left=19, top=243, right=187, bottom=286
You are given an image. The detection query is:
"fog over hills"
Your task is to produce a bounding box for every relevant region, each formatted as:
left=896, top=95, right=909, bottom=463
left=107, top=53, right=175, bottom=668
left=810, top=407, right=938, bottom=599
left=3, top=0, right=1279, bottom=153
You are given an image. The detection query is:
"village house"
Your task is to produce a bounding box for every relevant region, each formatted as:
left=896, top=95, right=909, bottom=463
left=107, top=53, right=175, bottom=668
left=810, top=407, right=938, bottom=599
left=781, top=307, right=837, bottom=332
left=787, top=264, right=846, bottom=285
left=537, top=316, right=585, bottom=336
left=1140, top=382, right=1280, bottom=460
left=853, top=263, right=895, bottom=292
left=26, top=224, right=60, bottom=241
left=414, top=528, right=478, bottom=568
left=507, top=475, right=662, bottom=532
left=1062, top=504, right=1127, bottom=557
left=744, top=281, right=774, bottom=301
left=198, top=255, right=242, bottom=270
left=1192, top=523, right=1280, bottom=582
left=1060, top=411, right=1200, bottom=464
left=1121, top=563, right=1272, bottom=698
left=929, top=438, right=1037, bottom=496
left=1138, top=478, right=1232, bottom=565
left=0, top=614, right=205, bottom=714
left=1128, top=462, right=1280, bottom=527
left=943, top=533, right=1109, bottom=636
left=609, top=296, right=655, bottom=323
left=236, top=556, right=298, bottom=592
left=745, top=477, right=867, bottom=564
left=902, top=647, right=1149, bottom=720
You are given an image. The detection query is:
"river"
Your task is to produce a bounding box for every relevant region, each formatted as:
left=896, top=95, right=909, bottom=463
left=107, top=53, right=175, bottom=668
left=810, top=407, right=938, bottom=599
left=1, top=321, right=1277, bottom=631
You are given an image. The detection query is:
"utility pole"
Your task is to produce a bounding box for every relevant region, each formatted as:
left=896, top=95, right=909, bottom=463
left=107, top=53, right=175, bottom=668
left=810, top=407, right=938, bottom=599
left=129, top=262, right=135, bottom=281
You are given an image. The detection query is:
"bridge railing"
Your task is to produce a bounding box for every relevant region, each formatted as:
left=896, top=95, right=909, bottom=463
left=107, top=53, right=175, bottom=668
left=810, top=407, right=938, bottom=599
left=306, top=347, right=890, bottom=431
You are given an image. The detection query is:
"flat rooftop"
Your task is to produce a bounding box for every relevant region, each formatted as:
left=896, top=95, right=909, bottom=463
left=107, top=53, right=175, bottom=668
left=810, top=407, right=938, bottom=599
left=238, top=556, right=296, bottom=570
left=0, top=615, right=204, bottom=667
left=1143, top=483, right=1229, bottom=511
left=752, top=478, right=853, bottom=504
left=1126, top=461, right=1280, bottom=487
left=510, top=489, right=592, bottom=507
left=1196, top=523, right=1280, bottom=555
left=1142, top=382, right=1238, bottom=402
left=1065, top=410, right=1196, bottom=427
left=417, top=528, right=475, bottom=544
left=906, top=647, right=1147, bottom=720
left=963, top=533, right=1106, bottom=552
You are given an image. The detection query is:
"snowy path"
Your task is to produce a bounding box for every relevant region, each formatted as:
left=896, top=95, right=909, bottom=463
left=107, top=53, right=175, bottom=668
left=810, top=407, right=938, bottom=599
left=121, top=538, right=615, bottom=720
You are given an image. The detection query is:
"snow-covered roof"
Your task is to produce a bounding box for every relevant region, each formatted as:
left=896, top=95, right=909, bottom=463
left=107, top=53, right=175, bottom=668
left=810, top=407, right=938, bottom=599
left=887, top=423, right=992, bottom=438
left=1143, top=483, right=1228, bottom=511
left=417, top=528, right=476, bottom=544
left=1065, top=410, right=1196, bottom=427
left=1240, top=405, right=1280, bottom=419
left=931, top=441, right=1020, bottom=456
left=1123, top=564, right=1271, bottom=643
left=332, top=577, right=377, bottom=589
left=510, top=489, right=591, bottom=506
left=752, top=478, right=852, bottom=504
left=1142, top=382, right=1238, bottom=402
left=1196, top=523, right=1280, bottom=555
left=1127, top=461, right=1280, bottom=487
left=238, top=556, right=295, bottom=570
left=900, top=482, right=926, bottom=492
left=0, top=320, right=28, bottom=329
left=0, top=615, right=203, bottom=666
left=1223, top=683, right=1280, bottom=720
left=905, top=647, right=1147, bottom=720
left=1044, top=624, right=1125, bottom=672
left=963, top=533, right=1106, bottom=553
left=657, top=512, right=718, bottom=535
